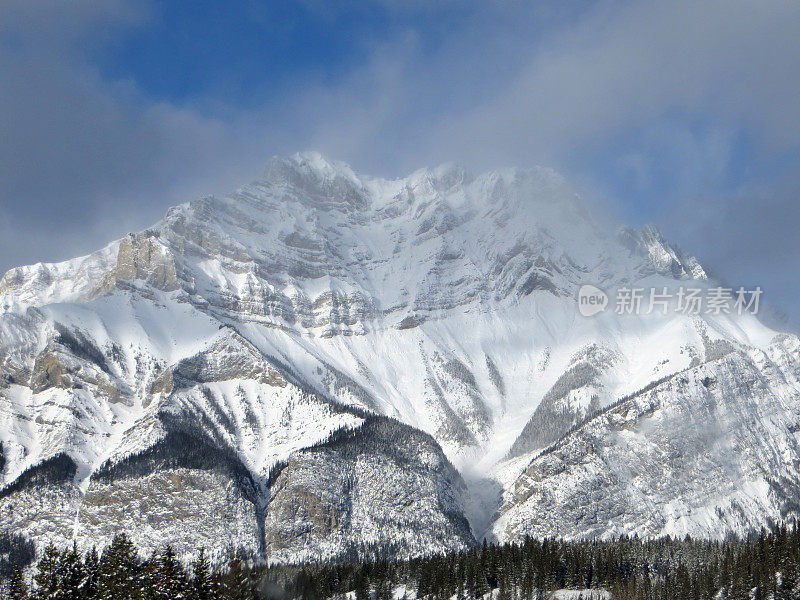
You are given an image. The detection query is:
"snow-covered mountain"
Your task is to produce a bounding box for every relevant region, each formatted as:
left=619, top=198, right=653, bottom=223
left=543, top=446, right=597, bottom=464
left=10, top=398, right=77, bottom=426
left=1, top=152, right=799, bottom=562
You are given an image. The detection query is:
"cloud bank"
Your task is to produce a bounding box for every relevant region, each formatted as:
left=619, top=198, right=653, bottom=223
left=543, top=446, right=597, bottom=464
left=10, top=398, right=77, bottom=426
left=0, top=0, right=798, bottom=321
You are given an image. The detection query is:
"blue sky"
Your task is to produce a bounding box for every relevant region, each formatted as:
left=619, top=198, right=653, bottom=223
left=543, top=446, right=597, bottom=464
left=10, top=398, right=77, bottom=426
left=1, top=0, right=799, bottom=324
left=100, top=2, right=398, bottom=104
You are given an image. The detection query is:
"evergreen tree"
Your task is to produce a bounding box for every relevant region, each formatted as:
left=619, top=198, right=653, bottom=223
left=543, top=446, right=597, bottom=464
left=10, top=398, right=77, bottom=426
left=32, top=544, right=60, bottom=600
left=150, top=546, right=186, bottom=600
left=58, top=544, right=85, bottom=599
left=354, top=570, right=370, bottom=600
left=375, top=577, right=393, bottom=600
left=7, top=566, right=29, bottom=600
left=97, top=534, right=143, bottom=600
left=217, top=557, right=251, bottom=600
left=190, top=549, right=213, bottom=600
left=83, top=547, right=100, bottom=600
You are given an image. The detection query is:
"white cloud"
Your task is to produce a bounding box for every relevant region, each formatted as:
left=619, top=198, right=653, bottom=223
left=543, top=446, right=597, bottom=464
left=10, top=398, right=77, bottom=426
left=415, top=0, right=800, bottom=168
left=0, top=0, right=798, bottom=321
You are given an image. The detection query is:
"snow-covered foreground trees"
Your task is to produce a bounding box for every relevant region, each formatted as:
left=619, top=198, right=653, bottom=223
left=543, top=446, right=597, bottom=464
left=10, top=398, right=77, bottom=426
left=6, top=523, right=800, bottom=599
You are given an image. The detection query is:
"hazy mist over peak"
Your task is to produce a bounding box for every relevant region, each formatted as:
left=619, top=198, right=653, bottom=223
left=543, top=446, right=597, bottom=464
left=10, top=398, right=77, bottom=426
left=0, top=0, right=798, bottom=323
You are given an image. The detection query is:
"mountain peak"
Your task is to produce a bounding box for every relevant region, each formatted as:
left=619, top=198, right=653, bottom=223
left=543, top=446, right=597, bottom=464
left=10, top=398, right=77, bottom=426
left=263, top=151, right=363, bottom=189
left=620, top=223, right=708, bottom=280
left=1, top=153, right=799, bottom=562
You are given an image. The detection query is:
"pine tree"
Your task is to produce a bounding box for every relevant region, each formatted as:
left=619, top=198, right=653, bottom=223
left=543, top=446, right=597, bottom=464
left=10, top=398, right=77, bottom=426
left=58, top=543, right=85, bottom=599
left=98, top=534, right=143, bottom=600
left=83, top=547, right=100, bottom=600
left=375, top=577, right=393, bottom=600
left=217, top=557, right=251, bottom=600
left=497, top=569, right=511, bottom=600
left=190, top=549, right=213, bottom=600
left=151, top=546, right=186, bottom=600
left=32, top=544, right=61, bottom=600
left=354, top=570, right=370, bottom=600
left=778, top=549, right=798, bottom=600
left=7, top=566, right=29, bottom=600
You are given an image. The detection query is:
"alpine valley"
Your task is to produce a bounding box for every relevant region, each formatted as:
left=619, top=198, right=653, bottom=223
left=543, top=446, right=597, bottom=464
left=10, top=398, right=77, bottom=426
left=1, top=153, right=799, bottom=564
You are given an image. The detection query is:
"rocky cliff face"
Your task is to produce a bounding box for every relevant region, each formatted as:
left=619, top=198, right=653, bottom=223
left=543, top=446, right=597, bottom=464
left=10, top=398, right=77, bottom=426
left=264, top=417, right=474, bottom=562
left=78, top=422, right=264, bottom=560
left=0, top=152, right=798, bottom=561
left=492, top=334, right=800, bottom=541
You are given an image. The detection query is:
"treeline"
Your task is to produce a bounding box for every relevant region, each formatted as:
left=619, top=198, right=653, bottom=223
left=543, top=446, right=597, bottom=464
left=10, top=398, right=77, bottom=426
left=273, top=525, right=800, bottom=600
left=1, top=535, right=256, bottom=600
left=0, top=534, right=35, bottom=582
left=4, top=522, right=800, bottom=599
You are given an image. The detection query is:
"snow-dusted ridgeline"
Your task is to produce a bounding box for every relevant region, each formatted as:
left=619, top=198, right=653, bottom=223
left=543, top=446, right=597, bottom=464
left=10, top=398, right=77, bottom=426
left=0, top=152, right=799, bottom=561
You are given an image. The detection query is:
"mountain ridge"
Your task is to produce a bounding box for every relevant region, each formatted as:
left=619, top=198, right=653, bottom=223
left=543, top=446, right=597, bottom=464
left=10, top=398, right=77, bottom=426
left=0, top=152, right=798, bottom=561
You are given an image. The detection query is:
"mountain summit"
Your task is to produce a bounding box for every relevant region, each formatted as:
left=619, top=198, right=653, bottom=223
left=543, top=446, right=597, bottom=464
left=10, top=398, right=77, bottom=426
left=1, top=153, right=799, bottom=561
